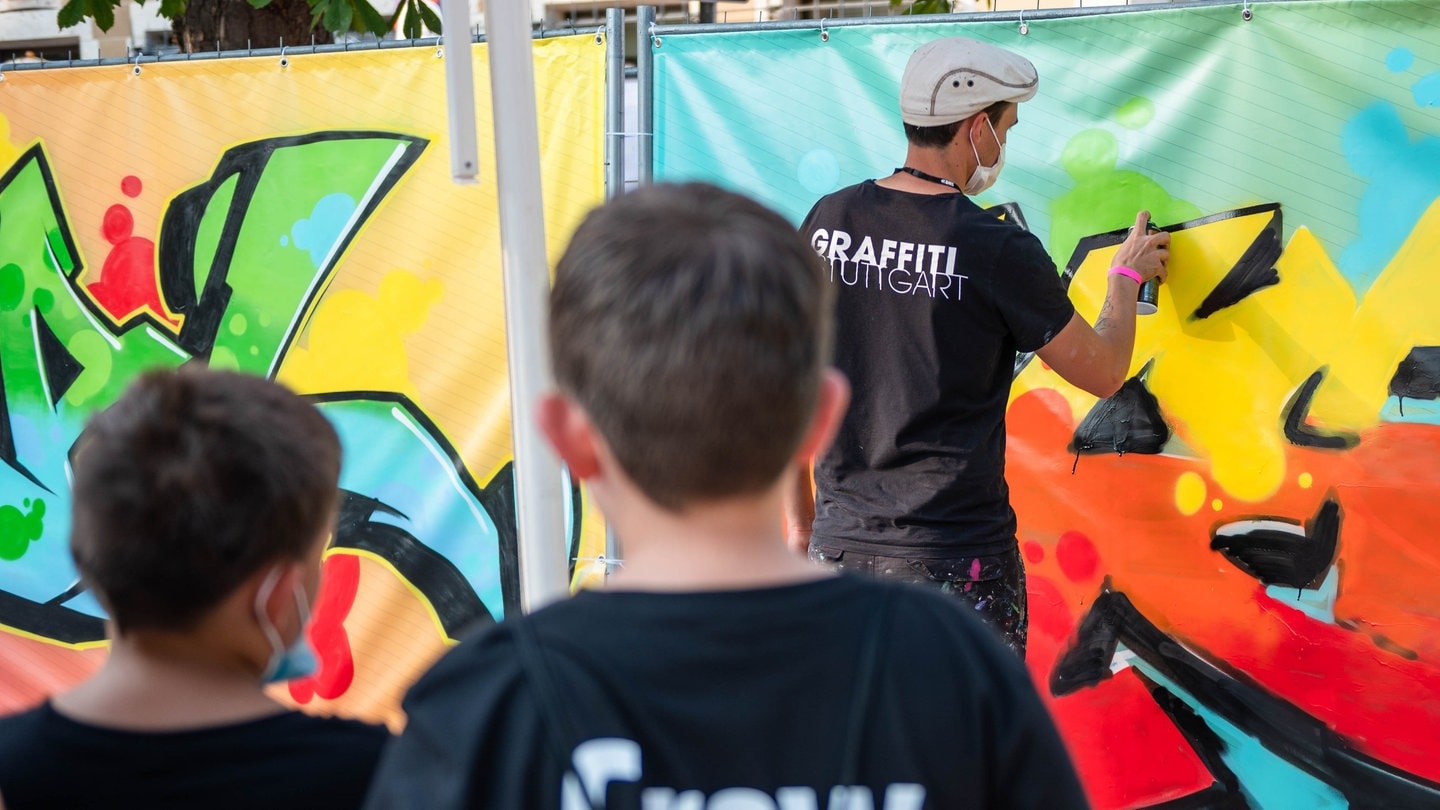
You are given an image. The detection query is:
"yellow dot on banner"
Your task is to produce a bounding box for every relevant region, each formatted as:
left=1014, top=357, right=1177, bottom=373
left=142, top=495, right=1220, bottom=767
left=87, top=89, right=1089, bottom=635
left=1298, top=472, right=1313, bottom=489
left=1175, top=471, right=1206, bottom=516
left=1212, top=499, right=1224, bottom=511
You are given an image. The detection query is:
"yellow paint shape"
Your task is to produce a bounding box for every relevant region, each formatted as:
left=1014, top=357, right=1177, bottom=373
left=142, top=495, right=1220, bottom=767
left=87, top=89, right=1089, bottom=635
left=279, top=269, right=442, bottom=400
left=1312, top=197, right=1440, bottom=428
left=1211, top=499, right=1224, bottom=511
left=0, top=115, right=19, bottom=169
left=1298, top=472, right=1313, bottom=489
left=1034, top=205, right=1436, bottom=504
left=1175, top=471, right=1207, bottom=515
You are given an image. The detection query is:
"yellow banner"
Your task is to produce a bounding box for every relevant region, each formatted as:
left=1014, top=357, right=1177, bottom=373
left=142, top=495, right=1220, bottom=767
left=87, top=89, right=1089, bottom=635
left=0, top=36, right=606, bottom=727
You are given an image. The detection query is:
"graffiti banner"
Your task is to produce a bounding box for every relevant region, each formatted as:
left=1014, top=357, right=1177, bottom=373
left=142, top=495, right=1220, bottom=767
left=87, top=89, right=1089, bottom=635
left=655, top=1, right=1440, bottom=806
left=0, top=35, right=607, bottom=727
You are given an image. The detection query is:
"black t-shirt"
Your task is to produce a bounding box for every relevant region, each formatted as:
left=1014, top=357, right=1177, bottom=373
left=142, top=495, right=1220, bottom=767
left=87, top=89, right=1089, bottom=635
left=800, top=182, right=1075, bottom=558
left=0, top=703, right=389, bottom=809
left=364, top=576, right=1088, bottom=809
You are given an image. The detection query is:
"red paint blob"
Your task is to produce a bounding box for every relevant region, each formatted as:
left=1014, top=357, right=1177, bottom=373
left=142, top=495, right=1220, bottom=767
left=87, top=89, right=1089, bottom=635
left=1023, top=539, right=1045, bottom=564
left=1026, top=573, right=1073, bottom=642
left=120, top=175, right=142, bottom=197
left=290, top=554, right=361, bottom=704
left=1056, top=530, right=1099, bottom=582
left=101, top=204, right=133, bottom=244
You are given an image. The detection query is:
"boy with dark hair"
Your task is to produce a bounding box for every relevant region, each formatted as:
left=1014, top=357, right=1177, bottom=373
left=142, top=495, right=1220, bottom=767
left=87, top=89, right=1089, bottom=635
left=364, top=183, right=1087, bottom=809
left=0, top=367, right=388, bottom=809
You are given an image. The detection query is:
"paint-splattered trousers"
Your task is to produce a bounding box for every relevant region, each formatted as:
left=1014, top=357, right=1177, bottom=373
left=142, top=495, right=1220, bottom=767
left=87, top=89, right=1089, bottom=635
left=808, top=542, right=1028, bottom=659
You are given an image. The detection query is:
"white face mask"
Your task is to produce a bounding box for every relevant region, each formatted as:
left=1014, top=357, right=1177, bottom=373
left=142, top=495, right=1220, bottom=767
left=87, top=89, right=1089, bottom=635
left=254, top=566, right=318, bottom=684
left=962, top=116, right=1005, bottom=196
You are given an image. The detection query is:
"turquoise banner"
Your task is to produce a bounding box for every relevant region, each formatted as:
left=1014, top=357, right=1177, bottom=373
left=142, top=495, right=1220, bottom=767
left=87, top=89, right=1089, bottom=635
left=656, top=3, right=1440, bottom=808
left=656, top=0, right=1439, bottom=293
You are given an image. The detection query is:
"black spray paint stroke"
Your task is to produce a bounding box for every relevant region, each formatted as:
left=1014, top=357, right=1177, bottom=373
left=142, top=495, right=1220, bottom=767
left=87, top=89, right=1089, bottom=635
left=1281, top=369, right=1359, bottom=450
left=311, top=390, right=523, bottom=625
left=0, top=148, right=76, bottom=492
left=1050, top=583, right=1440, bottom=808
left=1070, top=372, right=1170, bottom=460
left=334, top=491, right=495, bottom=640
left=1389, top=347, right=1440, bottom=417
left=1, top=145, right=84, bottom=286
left=0, top=361, right=49, bottom=493
left=1142, top=681, right=1250, bottom=809
left=1015, top=203, right=1283, bottom=379
left=1189, top=207, right=1282, bottom=320
left=0, top=588, right=104, bottom=646
left=1210, top=499, right=1340, bottom=590
left=34, top=309, right=83, bottom=407
left=309, top=391, right=585, bottom=628
left=158, top=132, right=428, bottom=361
left=991, top=201, right=1029, bottom=233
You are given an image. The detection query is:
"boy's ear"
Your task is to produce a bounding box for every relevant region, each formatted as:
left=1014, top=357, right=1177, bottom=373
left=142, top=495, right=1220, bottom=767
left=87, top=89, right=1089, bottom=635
left=537, top=392, right=602, bottom=480
left=796, top=368, right=850, bottom=463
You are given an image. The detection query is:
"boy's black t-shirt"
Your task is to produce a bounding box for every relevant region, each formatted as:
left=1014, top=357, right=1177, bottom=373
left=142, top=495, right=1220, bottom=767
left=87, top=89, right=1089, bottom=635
left=0, top=704, right=389, bottom=809
left=800, top=182, right=1075, bottom=558
left=364, top=576, right=1089, bottom=809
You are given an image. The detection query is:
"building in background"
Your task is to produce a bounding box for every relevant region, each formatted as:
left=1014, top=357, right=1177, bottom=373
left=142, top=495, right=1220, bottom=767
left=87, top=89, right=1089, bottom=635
left=0, top=0, right=174, bottom=62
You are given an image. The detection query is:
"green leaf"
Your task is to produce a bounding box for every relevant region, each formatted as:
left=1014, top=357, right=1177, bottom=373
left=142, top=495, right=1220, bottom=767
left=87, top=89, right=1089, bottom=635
left=56, top=0, right=86, bottom=28
left=324, top=0, right=352, bottom=32
left=355, top=0, right=388, bottom=35
left=247, top=0, right=274, bottom=9
left=157, top=0, right=187, bottom=17
left=905, top=0, right=951, bottom=13
left=402, top=0, right=421, bottom=39
left=91, top=0, right=115, bottom=31
left=415, top=0, right=442, bottom=34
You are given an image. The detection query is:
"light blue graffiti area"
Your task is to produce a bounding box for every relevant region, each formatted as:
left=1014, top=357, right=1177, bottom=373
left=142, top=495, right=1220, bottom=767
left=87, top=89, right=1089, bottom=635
left=319, top=399, right=506, bottom=620
left=1382, top=395, right=1440, bottom=426
left=1338, top=101, right=1440, bottom=292
left=1133, top=659, right=1349, bottom=810
left=797, top=149, right=841, bottom=197
left=1415, top=73, right=1440, bottom=108
left=290, top=193, right=359, bottom=269
left=1386, top=48, right=1414, bottom=73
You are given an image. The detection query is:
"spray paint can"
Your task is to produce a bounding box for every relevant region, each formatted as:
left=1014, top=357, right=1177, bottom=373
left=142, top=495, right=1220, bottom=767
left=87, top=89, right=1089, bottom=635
left=1136, top=221, right=1162, bottom=316
left=1137, top=278, right=1160, bottom=315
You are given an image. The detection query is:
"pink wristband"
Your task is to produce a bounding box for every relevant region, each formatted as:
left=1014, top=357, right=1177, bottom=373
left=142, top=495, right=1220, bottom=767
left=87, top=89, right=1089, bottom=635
left=1109, top=265, right=1143, bottom=284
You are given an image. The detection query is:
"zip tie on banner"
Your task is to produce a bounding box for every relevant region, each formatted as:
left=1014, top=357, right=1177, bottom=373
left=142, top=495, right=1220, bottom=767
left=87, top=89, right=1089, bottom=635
left=819, top=17, right=830, bottom=42
left=595, top=24, right=605, bottom=45
left=131, top=50, right=142, bottom=76
left=434, top=36, right=443, bottom=58
left=1242, top=0, right=1253, bottom=21
left=1018, top=8, right=1029, bottom=35
left=279, top=45, right=289, bottom=69
left=651, top=21, right=661, bottom=48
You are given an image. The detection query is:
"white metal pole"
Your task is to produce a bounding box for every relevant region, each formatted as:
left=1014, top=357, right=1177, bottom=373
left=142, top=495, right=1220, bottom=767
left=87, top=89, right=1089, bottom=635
left=485, top=2, right=571, bottom=614
left=442, top=0, right=479, bottom=183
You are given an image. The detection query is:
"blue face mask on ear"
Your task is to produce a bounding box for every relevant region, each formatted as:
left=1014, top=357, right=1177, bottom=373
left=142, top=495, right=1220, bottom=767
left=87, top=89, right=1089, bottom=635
left=254, top=566, right=319, bottom=684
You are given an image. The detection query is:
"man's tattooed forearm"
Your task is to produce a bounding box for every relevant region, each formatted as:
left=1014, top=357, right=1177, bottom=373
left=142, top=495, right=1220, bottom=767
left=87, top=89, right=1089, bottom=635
left=1094, top=295, right=1117, bottom=334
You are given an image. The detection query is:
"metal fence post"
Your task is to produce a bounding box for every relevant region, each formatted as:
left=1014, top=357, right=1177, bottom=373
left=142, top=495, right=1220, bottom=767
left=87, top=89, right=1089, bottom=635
left=605, top=7, right=625, bottom=198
